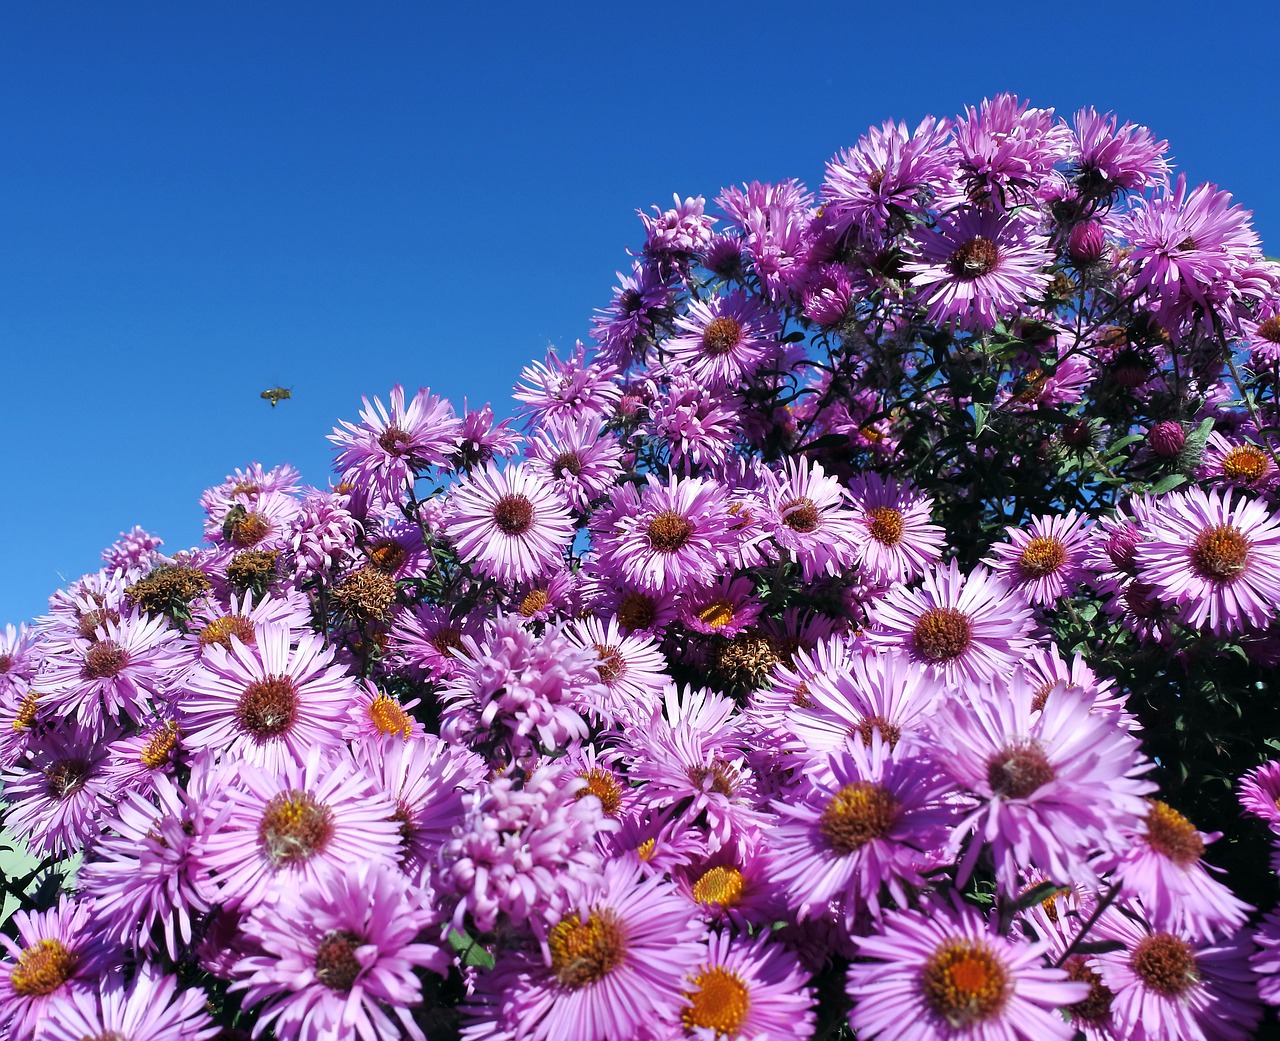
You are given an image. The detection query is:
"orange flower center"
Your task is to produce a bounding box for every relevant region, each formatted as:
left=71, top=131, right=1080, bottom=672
left=819, top=781, right=897, bottom=853
left=921, top=941, right=1009, bottom=1027
left=912, top=607, right=972, bottom=662
left=682, top=967, right=751, bottom=1035
left=548, top=911, right=626, bottom=988
left=10, top=938, right=77, bottom=997
left=1017, top=535, right=1067, bottom=577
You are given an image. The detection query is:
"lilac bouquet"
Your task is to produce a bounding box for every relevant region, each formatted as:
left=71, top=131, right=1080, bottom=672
left=5, top=93, right=1280, bottom=1040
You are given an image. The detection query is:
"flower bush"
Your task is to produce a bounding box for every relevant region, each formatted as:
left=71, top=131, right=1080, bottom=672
left=4, top=93, right=1280, bottom=1039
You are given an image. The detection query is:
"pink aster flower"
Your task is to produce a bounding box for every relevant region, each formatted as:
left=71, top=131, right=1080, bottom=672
left=526, top=413, right=626, bottom=513
left=649, top=371, right=743, bottom=474
left=180, top=622, right=356, bottom=772
left=770, top=735, right=958, bottom=927
left=904, top=209, right=1053, bottom=332
left=566, top=614, right=668, bottom=728
left=929, top=675, right=1154, bottom=894
left=235, top=859, right=449, bottom=1041
left=451, top=398, right=523, bottom=470
left=822, top=115, right=956, bottom=240
left=952, top=93, right=1072, bottom=206
left=1093, top=911, right=1261, bottom=1041
left=986, top=510, right=1094, bottom=606
left=1238, top=759, right=1280, bottom=833
left=847, top=473, right=944, bottom=584
left=461, top=859, right=707, bottom=1041
left=591, top=475, right=737, bottom=595
left=665, top=290, right=781, bottom=390
left=1124, top=174, right=1261, bottom=330
left=2, top=727, right=115, bottom=857
left=760, top=457, right=862, bottom=582
left=847, top=899, right=1089, bottom=1041
left=670, top=841, right=787, bottom=930
left=591, top=260, right=673, bottom=369
left=1197, top=432, right=1279, bottom=493
left=864, top=560, right=1036, bottom=685
left=1134, top=486, right=1280, bottom=634
left=197, top=748, right=400, bottom=912
left=329, top=384, right=463, bottom=501
left=38, top=968, right=218, bottom=1041
left=445, top=462, right=576, bottom=585
left=287, top=488, right=361, bottom=581
left=441, top=765, right=614, bottom=938
left=678, top=576, right=764, bottom=639
left=0, top=898, right=118, bottom=1041
left=641, top=193, right=717, bottom=265
left=1070, top=106, right=1170, bottom=194
left=1110, top=800, right=1253, bottom=941
left=205, top=488, right=303, bottom=552
left=385, top=603, right=478, bottom=683
left=101, top=525, right=165, bottom=575
left=1251, top=907, right=1280, bottom=1006
left=513, top=341, right=623, bottom=430
left=186, top=588, right=313, bottom=657
left=668, top=931, right=816, bottom=1041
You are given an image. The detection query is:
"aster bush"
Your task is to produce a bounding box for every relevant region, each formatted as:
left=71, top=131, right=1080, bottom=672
left=6, top=94, right=1280, bottom=1040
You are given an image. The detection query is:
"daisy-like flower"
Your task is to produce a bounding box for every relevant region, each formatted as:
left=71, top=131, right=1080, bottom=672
left=513, top=341, right=623, bottom=431
left=904, top=209, right=1053, bottom=332
left=461, top=859, right=707, bottom=1041
left=847, top=899, right=1089, bottom=1040
left=451, top=398, right=523, bottom=470
left=650, top=372, right=743, bottom=474
left=678, top=576, right=764, bottom=639
left=1237, top=759, right=1280, bottom=833
left=847, top=473, right=945, bottom=584
left=1134, top=486, right=1280, bottom=634
left=951, top=93, right=1072, bottom=206
left=864, top=560, right=1036, bottom=685
left=445, top=462, right=576, bottom=585
left=821, top=116, right=955, bottom=240
left=566, top=615, right=668, bottom=727
left=0, top=898, right=117, bottom=1041
left=640, top=193, right=717, bottom=266
left=187, top=588, right=312, bottom=656
left=591, top=260, right=673, bottom=369
left=665, top=290, right=781, bottom=390
left=1070, top=106, right=1170, bottom=195
left=1123, top=174, right=1260, bottom=330
left=385, top=603, right=477, bottom=683
left=180, top=623, right=356, bottom=772
left=329, top=384, right=463, bottom=501
left=929, top=675, right=1154, bottom=894
left=761, top=457, right=862, bottom=582
left=526, top=413, right=626, bottom=513
left=671, top=841, right=787, bottom=930
left=591, top=475, right=737, bottom=595
left=1197, top=432, right=1279, bottom=493
left=1110, top=800, right=1253, bottom=941
left=2, top=727, right=115, bottom=857
left=1093, top=911, right=1261, bottom=1041
left=670, top=931, right=816, bottom=1041
left=771, top=735, right=958, bottom=926
left=38, top=969, right=218, bottom=1041
left=1251, top=907, right=1280, bottom=1007
left=197, top=748, right=400, bottom=912
left=287, top=488, right=361, bottom=581
left=206, top=488, right=303, bottom=552
left=234, top=860, right=449, bottom=1041
left=986, top=510, right=1094, bottom=606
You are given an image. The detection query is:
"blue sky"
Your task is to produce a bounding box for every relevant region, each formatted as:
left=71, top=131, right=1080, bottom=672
left=2, top=0, right=1278, bottom=624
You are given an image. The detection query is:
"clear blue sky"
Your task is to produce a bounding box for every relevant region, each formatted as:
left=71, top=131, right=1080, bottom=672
left=2, top=0, right=1278, bottom=624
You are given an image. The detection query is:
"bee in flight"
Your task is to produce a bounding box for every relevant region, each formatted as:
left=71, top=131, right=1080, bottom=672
left=261, top=387, right=292, bottom=408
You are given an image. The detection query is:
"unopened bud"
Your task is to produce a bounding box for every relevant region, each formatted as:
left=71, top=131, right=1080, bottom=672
left=1068, top=221, right=1108, bottom=265
left=1148, top=421, right=1186, bottom=458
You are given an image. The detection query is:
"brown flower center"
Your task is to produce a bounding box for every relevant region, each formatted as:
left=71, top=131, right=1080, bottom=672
left=921, top=941, right=1009, bottom=1027
left=552, top=451, right=584, bottom=478
left=377, top=426, right=412, bottom=456
left=45, top=758, right=90, bottom=800
left=83, top=640, right=125, bottom=679
left=1174, top=236, right=1198, bottom=253
left=987, top=740, right=1055, bottom=799
left=10, top=938, right=77, bottom=996
left=1190, top=524, right=1249, bottom=583
left=76, top=607, right=119, bottom=640
left=1220, top=445, right=1269, bottom=483
left=548, top=910, right=626, bottom=988
left=616, top=592, right=657, bottom=631
left=368, top=693, right=412, bottom=738
left=1257, top=316, right=1280, bottom=343
left=492, top=494, right=535, bottom=536
left=687, top=759, right=741, bottom=797
left=593, top=644, right=625, bottom=684
left=140, top=721, right=180, bottom=769
left=236, top=676, right=299, bottom=739
left=315, top=929, right=363, bottom=991
left=691, top=865, right=746, bottom=908
left=1131, top=933, right=1198, bottom=996
left=867, top=506, right=905, bottom=546
left=258, top=790, right=334, bottom=867
left=367, top=538, right=407, bottom=573
left=576, top=767, right=624, bottom=816
left=1063, top=955, right=1115, bottom=1025
left=1017, top=535, right=1067, bottom=577
left=229, top=511, right=271, bottom=549
left=199, top=615, right=256, bottom=650
left=702, top=316, right=743, bottom=357
left=819, top=781, right=897, bottom=853
left=333, top=566, right=397, bottom=621
left=647, top=510, right=694, bottom=552
left=912, top=607, right=972, bottom=662
left=946, top=237, right=1000, bottom=279
left=781, top=497, right=821, bottom=533
left=1144, top=801, right=1204, bottom=866
left=851, top=714, right=902, bottom=749
left=682, top=967, right=751, bottom=1035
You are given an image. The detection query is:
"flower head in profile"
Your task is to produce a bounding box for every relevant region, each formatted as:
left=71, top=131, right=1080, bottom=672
left=1070, top=106, right=1170, bottom=194
left=329, top=384, right=462, bottom=501
left=846, top=899, right=1089, bottom=1040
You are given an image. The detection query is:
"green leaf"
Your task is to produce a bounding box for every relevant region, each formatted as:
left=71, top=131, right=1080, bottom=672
left=1149, top=474, right=1187, bottom=494
left=448, top=929, right=496, bottom=969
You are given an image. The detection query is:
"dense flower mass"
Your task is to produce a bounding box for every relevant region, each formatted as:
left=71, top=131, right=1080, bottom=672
left=7, top=94, right=1280, bottom=1040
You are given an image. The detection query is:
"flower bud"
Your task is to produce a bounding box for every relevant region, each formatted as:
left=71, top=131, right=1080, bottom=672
left=1068, top=221, right=1108, bottom=265
left=1148, top=420, right=1186, bottom=458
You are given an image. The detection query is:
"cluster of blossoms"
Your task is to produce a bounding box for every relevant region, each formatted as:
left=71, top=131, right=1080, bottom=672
left=6, top=94, right=1280, bottom=1040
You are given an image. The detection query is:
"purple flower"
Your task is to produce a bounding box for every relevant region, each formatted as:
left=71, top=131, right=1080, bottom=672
left=952, top=93, right=1073, bottom=205
left=985, top=510, right=1094, bottom=606
left=1070, top=107, right=1170, bottom=194
left=38, top=969, right=218, bottom=1041
left=847, top=472, right=945, bottom=585
left=665, top=290, right=781, bottom=390
left=513, top=341, right=623, bottom=431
